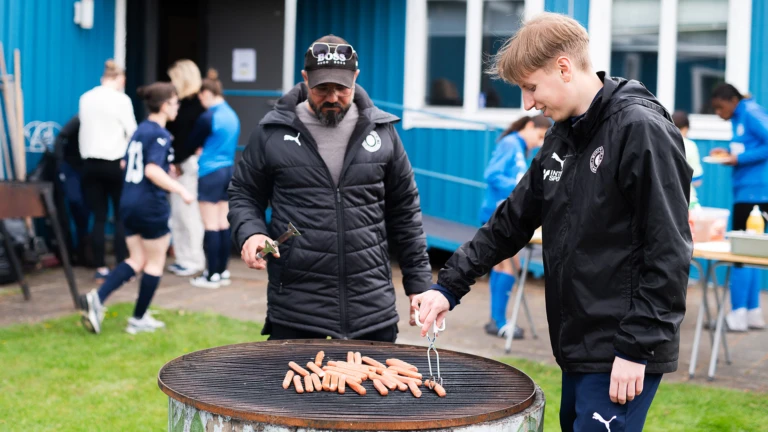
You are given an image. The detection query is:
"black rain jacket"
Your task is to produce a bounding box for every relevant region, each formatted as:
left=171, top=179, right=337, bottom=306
left=438, top=74, right=693, bottom=373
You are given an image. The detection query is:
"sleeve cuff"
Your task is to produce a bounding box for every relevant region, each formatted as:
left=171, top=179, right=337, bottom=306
left=431, top=283, right=460, bottom=310
left=614, top=349, right=648, bottom=365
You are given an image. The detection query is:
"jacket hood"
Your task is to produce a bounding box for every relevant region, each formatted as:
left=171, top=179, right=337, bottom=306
left=260, top=83, right=400, bottom=127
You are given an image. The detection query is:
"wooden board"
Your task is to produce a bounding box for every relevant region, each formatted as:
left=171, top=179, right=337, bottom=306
left=13, top=49, right=24, bottom=180
left=0, top=43, right=17, bottom=179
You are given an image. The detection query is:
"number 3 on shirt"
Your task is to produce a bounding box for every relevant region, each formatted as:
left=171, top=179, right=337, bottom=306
left=125, top=140, right=144, bottom=184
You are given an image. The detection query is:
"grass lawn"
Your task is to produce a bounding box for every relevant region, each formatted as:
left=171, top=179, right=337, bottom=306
left=1, top=304, right=766, bottom=431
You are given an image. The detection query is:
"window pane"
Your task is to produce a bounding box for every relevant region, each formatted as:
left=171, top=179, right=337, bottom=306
left=480, top=0, right=524, bottom=108
left=426, top=0, right=466, bottom=106
left=675, top=0, right=728, bottom=114
left=611, top=0, right=661, bottom=95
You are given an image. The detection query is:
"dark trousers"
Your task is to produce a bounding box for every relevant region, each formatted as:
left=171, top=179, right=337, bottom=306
left=266, top=321, right=398, bottom=343
left=730, top=202, right=768, bottom=310
left=560, top=372, right=663, bottom=432
left=82, top=159, right=127, bottom=267
left=59, top=162, right=91, bottom=248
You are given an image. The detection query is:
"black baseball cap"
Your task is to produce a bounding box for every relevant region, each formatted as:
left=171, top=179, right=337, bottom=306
left=304, top=38, right=359, bottom=89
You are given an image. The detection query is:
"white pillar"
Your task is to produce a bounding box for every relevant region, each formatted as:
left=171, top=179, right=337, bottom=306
left=114, top=0, right=127, bottom=68
left=656, top=0, right=678, bottom=111
left=463, top=0, right=483, bottom=114
left=282, top=0, right=298, bottom=93
left=525, top=0, right=545, bottom=21
left=587, top=0, right=612, bottom=75
left=725, top=0, right=751, bottom=94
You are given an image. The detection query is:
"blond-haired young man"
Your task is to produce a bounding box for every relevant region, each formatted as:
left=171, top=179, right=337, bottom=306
left=413, top=13, right=692, bottom=431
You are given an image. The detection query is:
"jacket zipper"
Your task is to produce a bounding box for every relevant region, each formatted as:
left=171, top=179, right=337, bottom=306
left=284, top=124, right=350, bottom=337
left=287, top=120, right=376, bottom=339
left=557, top=145, right=578, bottom=365
left=334, top=123, right=375, bottom=339
left=336, top=187, right=349, bottom=338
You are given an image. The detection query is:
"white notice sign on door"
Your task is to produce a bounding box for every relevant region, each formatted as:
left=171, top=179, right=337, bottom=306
left=232, top=48, right=256, bottom=82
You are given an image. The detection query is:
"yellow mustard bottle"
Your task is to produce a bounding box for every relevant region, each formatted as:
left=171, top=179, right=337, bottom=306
left=746, top=205, right=765, bottom=234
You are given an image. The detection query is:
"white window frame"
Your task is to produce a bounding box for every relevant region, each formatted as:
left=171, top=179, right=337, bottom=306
left=589, top=0, right=751, bottom=141
left=404, top=0, right=751, bottom=140
left=403, top=0, right=543, bottom=130
left=114, top=0, right=127, bottom=69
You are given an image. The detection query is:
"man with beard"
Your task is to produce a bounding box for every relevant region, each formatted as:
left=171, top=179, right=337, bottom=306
left=228, top=35, right=432, bottom=341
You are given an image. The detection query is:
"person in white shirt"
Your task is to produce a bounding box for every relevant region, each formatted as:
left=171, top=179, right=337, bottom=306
left=79, top=60, right=137, bottom=279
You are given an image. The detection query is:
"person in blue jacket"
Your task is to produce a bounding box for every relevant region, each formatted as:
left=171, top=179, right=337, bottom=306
left=711, top=83, right=768, bottom=332
left=187, top=69, right=241, bottom=289
left=480, top=114, right=550, bottom=339
left=81, top=82, right=194, bottom=335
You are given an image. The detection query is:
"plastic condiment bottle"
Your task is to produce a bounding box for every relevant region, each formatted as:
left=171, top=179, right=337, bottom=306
left=746, top=205, right=765, bottom=234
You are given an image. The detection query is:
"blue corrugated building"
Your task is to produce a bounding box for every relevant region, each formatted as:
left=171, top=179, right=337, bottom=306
left=0, top=0, right=117, bottom=172
left=2, top=0, right=766, bottom=286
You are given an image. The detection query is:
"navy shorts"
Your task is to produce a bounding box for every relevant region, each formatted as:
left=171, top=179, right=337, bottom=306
left=560, top=371, right=663, bottom=432
left=198, top=166, right=234, bottom=203
left=123, top=217, right=170, bottom=240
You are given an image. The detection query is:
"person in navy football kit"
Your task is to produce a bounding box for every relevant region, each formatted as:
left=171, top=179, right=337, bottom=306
left=187, top=69, right=241, bottom=289
left=82, top=82, right=194, bottom=335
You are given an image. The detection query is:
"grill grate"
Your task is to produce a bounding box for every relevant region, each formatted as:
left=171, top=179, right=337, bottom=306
left=158, top=340, right=536, bottom=430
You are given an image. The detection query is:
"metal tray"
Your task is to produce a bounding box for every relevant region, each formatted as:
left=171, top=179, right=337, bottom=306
left=727, top=231, right=768, bottom=258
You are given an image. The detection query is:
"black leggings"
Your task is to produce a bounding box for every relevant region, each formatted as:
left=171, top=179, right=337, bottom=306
left=82, top=159, right=127, bottom=267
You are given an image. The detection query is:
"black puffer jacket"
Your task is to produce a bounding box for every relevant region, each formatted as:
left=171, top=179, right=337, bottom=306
left=438, top=74, right=693, bottom=374
left=228, top=84, right=432, bottom=338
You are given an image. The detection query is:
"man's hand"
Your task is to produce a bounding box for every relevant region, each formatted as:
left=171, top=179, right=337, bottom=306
left=609, top=356, right=645, bottom=405
left=408, top=294, right=418, bottom=326
left=241, top=234, right=279, bottom=270
left=410, top=290, right=450, bottom=337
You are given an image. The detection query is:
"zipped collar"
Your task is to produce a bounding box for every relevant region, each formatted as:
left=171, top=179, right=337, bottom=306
left=550, top=72, right=672, bottom=148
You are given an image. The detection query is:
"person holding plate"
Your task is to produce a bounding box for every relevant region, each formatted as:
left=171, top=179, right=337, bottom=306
left=711, top=83, right=768, bottom=332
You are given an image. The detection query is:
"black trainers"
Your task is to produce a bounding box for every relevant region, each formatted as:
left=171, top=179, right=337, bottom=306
left=485, top=321, right=524, bottom=340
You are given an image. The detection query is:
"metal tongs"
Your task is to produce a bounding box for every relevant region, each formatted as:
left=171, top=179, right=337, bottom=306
left=415, top=310, right=446, bottom=387
left=255, top=222, right=301, bottom=260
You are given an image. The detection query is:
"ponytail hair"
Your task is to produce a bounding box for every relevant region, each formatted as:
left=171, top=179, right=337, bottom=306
left=498, top=114, right=551, bottom=141
left=102, top=59, right=124, bottom=79
left=711, top=83, right=744, bottom=102
left=201, top=68, right=223, bottom=96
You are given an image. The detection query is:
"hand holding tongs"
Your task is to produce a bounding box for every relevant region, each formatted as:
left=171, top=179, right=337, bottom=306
left=415, top=310, right=447, bottom=395
left=255, top=222, right=301, bottom=260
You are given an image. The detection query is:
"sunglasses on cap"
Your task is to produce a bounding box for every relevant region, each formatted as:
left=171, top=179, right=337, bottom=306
left=308, top=43, right=356, bottom=60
